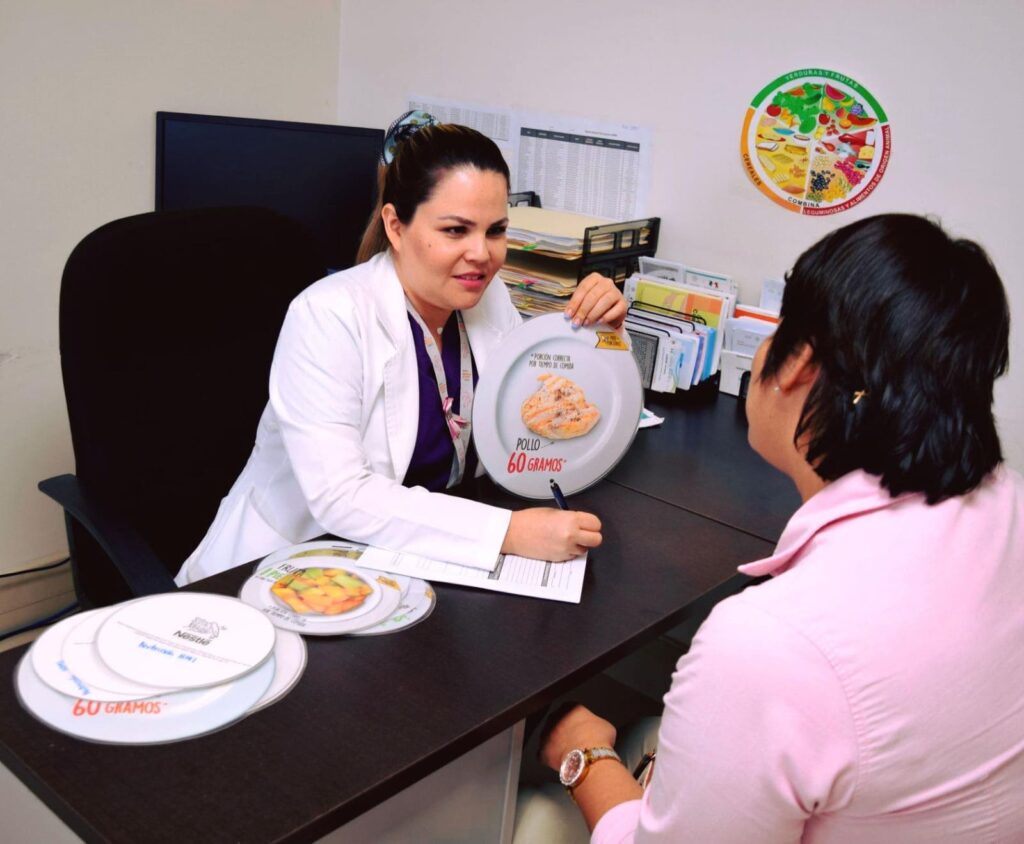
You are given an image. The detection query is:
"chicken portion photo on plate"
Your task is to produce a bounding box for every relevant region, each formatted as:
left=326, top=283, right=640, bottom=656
left=520, top=372, right=601, bottom=440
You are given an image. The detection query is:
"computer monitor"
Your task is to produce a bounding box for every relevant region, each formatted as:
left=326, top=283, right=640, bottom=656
left=156, top=112, right=383, bottom=272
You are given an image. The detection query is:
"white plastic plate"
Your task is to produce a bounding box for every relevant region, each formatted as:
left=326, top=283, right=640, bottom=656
left=259, top=539, right=415, bottom=601
left=15, top=651, right=274, bottom=745
left=473, top=314, right=643, bottom=498
left=351, top=578, right=436, bottom=636
left=239, top=557, right=403, bottom=636
left=95, top=592, right=276, bottom=690
left=61, top=604, right=171, bottom=699
left=30, top=609, right=158, bottom=702
left=248, top=629, right=307, bottom=714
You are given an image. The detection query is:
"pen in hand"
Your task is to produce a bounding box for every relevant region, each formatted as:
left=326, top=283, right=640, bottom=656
left=549, top=479, right=569, bottom=511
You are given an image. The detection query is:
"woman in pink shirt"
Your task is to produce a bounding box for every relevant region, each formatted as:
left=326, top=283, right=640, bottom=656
left=522, top=214, right=1024, bottom=842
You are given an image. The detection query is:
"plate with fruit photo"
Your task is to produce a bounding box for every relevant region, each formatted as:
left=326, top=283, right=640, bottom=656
left=238, top=555, right=403, bottom=636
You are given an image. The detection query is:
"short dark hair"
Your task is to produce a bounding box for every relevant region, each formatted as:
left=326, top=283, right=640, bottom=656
left=761, top=213, right=1010, bottom=503
left=357, top=123, right=509, bottom=263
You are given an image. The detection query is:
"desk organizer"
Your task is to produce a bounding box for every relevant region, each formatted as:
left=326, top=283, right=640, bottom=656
left=506, top=190, right=661, bottom=284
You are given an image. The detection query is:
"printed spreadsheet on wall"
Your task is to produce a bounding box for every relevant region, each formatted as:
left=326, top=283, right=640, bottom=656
left=408, top=94, right=652, bottom=220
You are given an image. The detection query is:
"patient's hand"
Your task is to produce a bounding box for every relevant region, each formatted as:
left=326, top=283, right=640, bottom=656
left=540, top=704, right=618, bottom=771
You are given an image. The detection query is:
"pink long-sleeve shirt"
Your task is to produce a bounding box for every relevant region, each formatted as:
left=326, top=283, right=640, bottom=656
left=594, top=467, right=1024, bottom=843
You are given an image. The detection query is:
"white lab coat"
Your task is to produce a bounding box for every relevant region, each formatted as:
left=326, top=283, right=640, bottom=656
left=175, top=251, right=522, bottom=585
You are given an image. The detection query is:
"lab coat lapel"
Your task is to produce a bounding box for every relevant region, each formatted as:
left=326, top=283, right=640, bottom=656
left=462, top=296, right=504, bottom=374
left=374, top=254, right=419, bottom=481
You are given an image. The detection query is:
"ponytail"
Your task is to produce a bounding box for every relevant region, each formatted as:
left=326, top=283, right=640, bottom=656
left=356, top=165, right=388, bottom=265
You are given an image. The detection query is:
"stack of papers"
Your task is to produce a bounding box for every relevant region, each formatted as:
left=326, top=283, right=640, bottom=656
left=503, top=206, right=654, bottom=317
left=356, top=546, right=587, bottom=604
left=503, top=206, right=607, bottom=315
left=499, top=260, right=578, bottom=297
left=507, top=206, right=616, bottom=259
left=724, top=316, right=776, bottom=356
left=505, top=285, right=572, bottom=317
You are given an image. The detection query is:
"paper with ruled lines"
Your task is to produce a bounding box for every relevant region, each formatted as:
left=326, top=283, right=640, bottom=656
left=355, top=546, right=587, bottom=604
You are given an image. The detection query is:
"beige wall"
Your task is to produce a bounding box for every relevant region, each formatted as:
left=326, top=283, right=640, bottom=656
left=3, top=0, right=1022, bottom=607
left=0, top=1, right=342, bottom=593
left=337, top=0, right=1024, bottom=471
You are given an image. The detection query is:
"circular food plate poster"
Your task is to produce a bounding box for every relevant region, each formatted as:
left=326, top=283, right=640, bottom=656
left=474, top=314, right=643, bottom=498
left=260, top=540, right=372, bottom=570
left=259, top=540, right=415, bottom=601
left=95, top=592, right=276, bottom=690
left=30, top=609, right=160, bottom=702
left=741, top=68, right=890, bottom=215
left=239, top=556, right=403, bottom=636
left=248, top=629, right=307, bottom=714
left=15, top=651, right=274, bottom=745
left=351, top=578, right=436, bottom=637
left=60, top=604, right=170, bottom=699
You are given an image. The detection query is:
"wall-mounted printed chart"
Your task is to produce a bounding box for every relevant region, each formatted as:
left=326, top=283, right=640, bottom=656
left=741, top=68, right=890, bottom=215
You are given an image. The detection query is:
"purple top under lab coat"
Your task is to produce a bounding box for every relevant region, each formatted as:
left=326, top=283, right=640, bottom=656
left=403, top=312, right=478, bottom=492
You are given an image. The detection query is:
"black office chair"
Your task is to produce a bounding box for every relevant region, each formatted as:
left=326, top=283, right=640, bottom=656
left=40, top=207, right=327, bottom=608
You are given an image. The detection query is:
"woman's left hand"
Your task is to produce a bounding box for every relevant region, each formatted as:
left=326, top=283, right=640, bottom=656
left=540, top=704, right=618, bottom=771
left=564, top=273, right=627, bottom=330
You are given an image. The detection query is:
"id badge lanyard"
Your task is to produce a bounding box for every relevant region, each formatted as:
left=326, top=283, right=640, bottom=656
left=405, top=303, right=474, bottom=487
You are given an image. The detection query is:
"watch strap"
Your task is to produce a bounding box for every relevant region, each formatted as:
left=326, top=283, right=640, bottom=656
left=585, top=746, right=620, bottom=765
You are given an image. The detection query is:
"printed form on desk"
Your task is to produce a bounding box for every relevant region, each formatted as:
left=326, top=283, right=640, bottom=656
left=356, top=546, right=587, bottom=604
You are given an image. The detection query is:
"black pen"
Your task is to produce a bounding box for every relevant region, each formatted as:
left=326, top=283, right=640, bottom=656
left=549, top=479, right=569, bottom=511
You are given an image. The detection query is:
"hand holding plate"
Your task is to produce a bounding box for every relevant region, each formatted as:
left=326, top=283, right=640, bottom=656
left=564, top=273, right=627, bottom=330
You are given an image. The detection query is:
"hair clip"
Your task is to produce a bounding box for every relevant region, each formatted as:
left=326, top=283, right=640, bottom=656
left=381, top=110, right=439, bottom=165
left=852, top=389, right=868, bottom=405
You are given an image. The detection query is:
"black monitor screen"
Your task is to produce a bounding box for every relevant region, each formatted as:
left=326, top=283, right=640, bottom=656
left=156, top=112, right=383, bottom=272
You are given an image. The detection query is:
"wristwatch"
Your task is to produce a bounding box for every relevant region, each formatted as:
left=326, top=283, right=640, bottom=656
left=559, top=746, right=621, bottom=794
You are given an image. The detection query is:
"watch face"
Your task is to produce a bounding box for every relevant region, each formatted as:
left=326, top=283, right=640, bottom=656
left=559, top=748, right=586, bottom=787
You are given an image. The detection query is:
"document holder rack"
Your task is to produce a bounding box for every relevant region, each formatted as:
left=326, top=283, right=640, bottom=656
left=506, top=190, right=660, bottom=284
left=581, top=217, right=661, bottom=283
left=509, top=190, right=543, bottom=208
left=629, top=300, right=707, bottom=325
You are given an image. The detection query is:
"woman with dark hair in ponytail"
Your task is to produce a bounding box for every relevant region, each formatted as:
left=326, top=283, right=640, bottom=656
left=176, top=112, right=627, bottom=584
left=521, top=214, right=1024, bottom=843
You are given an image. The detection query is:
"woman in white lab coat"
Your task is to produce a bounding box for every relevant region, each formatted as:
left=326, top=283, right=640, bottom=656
left=175, top=113, right=627, bottom=585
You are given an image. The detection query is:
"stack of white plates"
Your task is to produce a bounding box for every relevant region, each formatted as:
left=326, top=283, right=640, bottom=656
left=238, top=541, right=435, bottom=637
left=16, top=592, right=307, bottom=744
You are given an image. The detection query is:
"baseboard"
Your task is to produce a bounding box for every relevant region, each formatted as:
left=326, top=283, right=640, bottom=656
left=0, top=554, right=77, bottom=640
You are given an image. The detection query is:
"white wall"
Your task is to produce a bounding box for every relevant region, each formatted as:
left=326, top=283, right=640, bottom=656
left=337, top=0, right=1024, bottom=470
left=3, top=0, right=1021, bottom=585
left=0, top=0, right=342, bottom=579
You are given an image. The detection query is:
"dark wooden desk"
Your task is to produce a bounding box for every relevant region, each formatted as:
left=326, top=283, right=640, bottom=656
left=0, top=478, right=773, bottom=844
left=609, top=391, right=800, bottom=543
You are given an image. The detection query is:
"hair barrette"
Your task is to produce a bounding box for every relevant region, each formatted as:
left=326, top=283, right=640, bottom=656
left=852, top=389, right=868, bottom=405
left=381, top=110, right=439, bottom=165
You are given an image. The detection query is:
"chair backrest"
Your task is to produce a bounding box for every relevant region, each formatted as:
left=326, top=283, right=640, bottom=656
left=59, top=207, right=327, bottom=602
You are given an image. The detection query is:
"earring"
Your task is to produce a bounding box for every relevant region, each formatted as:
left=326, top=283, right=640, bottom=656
left=773, top=386, right=780, bottom=393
